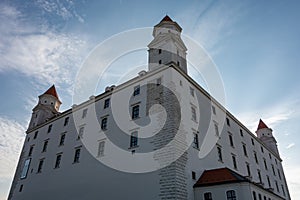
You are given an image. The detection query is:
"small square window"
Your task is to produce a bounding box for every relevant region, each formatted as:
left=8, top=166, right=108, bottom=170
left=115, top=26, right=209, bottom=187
left=133, top=85, right=140, bottom=96
left=104, top=99, right=110, bottom=109
left=82, top=109, right=88, bottom=118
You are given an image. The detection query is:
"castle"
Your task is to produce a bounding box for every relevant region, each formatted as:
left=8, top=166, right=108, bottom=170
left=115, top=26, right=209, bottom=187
left=9, top=16, right=290, bottom=200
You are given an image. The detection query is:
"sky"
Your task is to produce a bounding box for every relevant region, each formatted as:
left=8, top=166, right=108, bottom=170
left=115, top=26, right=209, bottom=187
left=0, top=0, right=300, bottom=199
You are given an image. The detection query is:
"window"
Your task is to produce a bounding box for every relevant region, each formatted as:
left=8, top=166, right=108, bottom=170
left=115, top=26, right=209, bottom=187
left=47, top=124, right=52, bottom=133
left=64, top=117, right=69, bottom=126
left=192, top=171, right=196, bottom=180
left=130, top=131, right=138, bottom=148
left=78, top=127, right=84, bottom=140
left=226, top=118, right=230, bottom=126
left=217, top=146, right=223, bottom=162
left=275, top=181, right=279, bottom=192
left=228, top=134, right=234, bottom=147
left=133, top=85, right=140, bottom=96
left=177, top=61, right=180, bottom=66
left=258, top=194, right=262, bottom=200
left=193, top=133, right=199, bottom=149
left=214, top=123, right=219, bottom=136
left=101, top=117, right=108, bottom=130
left=191, top=107, right=197, bottom=121
left=204, top=192, right=212, bottom=200
left=232, top=154, right=237, bottom=169
left=98, top=141, right=105, bottom=157
left=159, top=60, right=162, bottom=64
left=271, top=164, right=276, bottom=176
left=19, top=184, right=23, bottom=192
left=28, top=146, right=34, bottom=156
left=246, top=163, right=251, bottom=176
left=263, top=158, right=268, bottom=170
left=73, top=148, right=81, bottom=163
left=282, top=184, right=286, bottom=196
left=275, top=159, right=277, bottom=165
left=252, top=191, right=257, bottom=200
left=158, top=49, right=162, bottom=54
left=269, top=153, right=271, bottom=159
left=156, top=77, right=161, bottom=86
left=278, top=169, right=281, bottom=180
left=82, top=108, right=88, bottom=118
left=212, top=106, right=216, bottom=115
left=257, top=170, right=262, bottom=183
left=34, top=131, right=38, bottom=139
left=59, top=134, right=65, bottom=146
left=261, top=146, right=264, bottom=153
left=243, top=144, right=248, bottom=156
left=226, top=190, right=236, bottom=200
left=132, top=105, right=140, bottom=119
left=190, top=87, right=195, bottom=97
left=267, top=175, right=271, bottom=188
left=104, top=98, right=110, bottom=109
left=20, top=159, right=31, bottom=179
left=254, top=151, right=258, bottom=164
left=251, top=138, right=255, bottom=145
left=42, top=140, right=48, bottom=152
left=54, top=154, right=62, bottom=168
left=240, top=129, right=243, bottom=137
left=37, top=159, right=44, bottom=173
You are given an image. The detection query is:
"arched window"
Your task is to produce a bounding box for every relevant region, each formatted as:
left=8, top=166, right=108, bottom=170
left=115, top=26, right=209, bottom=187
left=204, top=192, right=212, bottom=200
left=226, top=190, right=237, bottom=200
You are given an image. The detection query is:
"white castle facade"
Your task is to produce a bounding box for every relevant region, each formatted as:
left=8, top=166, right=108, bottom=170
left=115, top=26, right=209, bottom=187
left=9, top=16, right=290, bottom=200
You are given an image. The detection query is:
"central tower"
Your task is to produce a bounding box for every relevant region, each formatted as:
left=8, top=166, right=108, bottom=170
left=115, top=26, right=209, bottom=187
left=148, top=15, right=188, bottom=73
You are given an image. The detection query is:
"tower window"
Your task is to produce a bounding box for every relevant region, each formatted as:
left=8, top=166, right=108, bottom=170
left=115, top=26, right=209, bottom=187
left=133, top=85, right=140, bottom=96
left=73, top=148, right=81, bottom=163
left=278, top=169, right=281, bottom=180
left=37, top=159, right=44, bottom=173
left=177, top=61, right=180, bottom=66
left=82, top=108, right=88, bottom=118
left=232, top=154, right=237, bottom=169
left=34, top=131, right=38, bottom=139
left=226, top=117, right=230, bottom=126
left=190, top=87, right=195, bottom=97
left=253, top=191, right=257, bottom=200
left=193, top=133, right=199, bottom=149
left=28, top=145, right=34, bottom=156
left=191, top=106, right=197, bottom=121
left=226, top=190, right=236, bottom=200
left=254, top=151, right=258, bottom=164
left=251, top=138, right=255, bottom=145
left=42, top=140, right=48, bottom=152
left=267, top=175, right=271, bottom=188
left=192, top=171, right=196, bottom=180
left=257, top=170, right=262, bottom=183
left=101, top=117, right=108, bottom=130
left=19, top=184, right=23, bottom=192
left=54, top=154, right=62, bottom=169
left=228, top=133, right=234, bottom=147
left=130, top=131, right=138, bottom=148
left=272, top=164, right=276, bottom=176
left=47, top=124, right=52, bottom=133
left=104, top=98, right=110, bottom=109
left=98, top=141, right=105, bottom=157
left=132, top=105, right=140, bottom=119
left=59, top=134, right=65, bottom=146
left=204, top=192, right=212, bottom=200
left=217, top=146, right=223, bottom=162
left=159, top=60, right=162, bottom=64
left=243, top=144, right=248, bottom=156
left=212, top=106, right=216, bottom=115
left=214, top=123, right=219, bottom=136
left=263, top=158, right=268, bottom=170
left=240, top=129, right=243, bottom=137
left=158, top=49, right=162, bottom=54
left=275, top=181, right=279, bottom=192
left=64, top=117, right=69, bottom=126
left=246, top=162, right=251, bottom=176
left=77, top=127, right=84, bottom=140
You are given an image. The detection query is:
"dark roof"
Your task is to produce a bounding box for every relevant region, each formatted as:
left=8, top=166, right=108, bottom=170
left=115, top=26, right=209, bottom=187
left=257, top=119, right=269, bottom=131
left=43, top=85, right=60, bottom=100
left=194, top=168, right=248, bottom=188
left=160, top=15, right=173, bottom=22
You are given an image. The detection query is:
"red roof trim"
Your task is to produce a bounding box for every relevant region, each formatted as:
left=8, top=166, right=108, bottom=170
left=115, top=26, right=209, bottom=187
left=257, top=119, right=269, bottom=131
left=44, top=85, right=59, bottom=100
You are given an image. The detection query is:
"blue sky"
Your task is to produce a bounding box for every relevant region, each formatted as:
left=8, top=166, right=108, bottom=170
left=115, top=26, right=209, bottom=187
left=0, top=0, right=300, bottom=199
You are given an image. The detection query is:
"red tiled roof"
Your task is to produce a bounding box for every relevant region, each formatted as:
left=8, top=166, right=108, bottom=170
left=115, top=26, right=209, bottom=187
left=160, top=15, right=173, bottom=22
left=194, top=168, right=247, bottom=187
left=257, top=119, right=269, bottom=131
left=44, top=85, right=59, bottom=100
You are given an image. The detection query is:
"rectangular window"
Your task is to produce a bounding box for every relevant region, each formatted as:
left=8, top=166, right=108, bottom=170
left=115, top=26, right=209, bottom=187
left=82, top=108, right=88, bottom=118
left=226, top=117, right=230, bottom=126
left=34, top=131, right=38, bottom=139
left=282, top=184, right=286, bottom=196
left=257, top=170, right=262, bottom=183
left=54, top=154, right=62, bottom=168
left=272, top=164, right=276, bottom=176
left=232, top=154, right=237, bottom=169
left=59, top=134, right=65, bottom=146
left=264, top=158, right=268, bottom=170
left=64, top=117, right=69, bottom=126
left=78, top=127, right=84, bottom=140
left=252, top=191, right=257, bottom=200
left=37, top=159, right=44, bottom=173
left=156, top=78, right=161, bottom=86
left=204, top=192, right=212, bottom=200
left=212, top=105, right=216, bottom=115
left=267, top=175, right=271, bottom=188
left=261, top=146, right=264, bottom=153
left=133, top=85, right=140, bottom=96
left=73, top=148, right=81, bottom=163
left=258, top=194, right=262, bottom=200
left=254, top=151, right=258, bottom=164
left=132, top=105, right=140, bottom=119
left=240, top=129, right=243, bottom=137
left=104, top=98, right=110, bottom=109
left=42, top=140, right=48, bottom=152
left=101, top=117, right=108, bottom=130
left=193, top=133, right=199, bottom=149
left=28, top=145, right=34, bottom=156
left=226, top=190, right=236, bottom=200
left=269, top=153, right=271, bottom=159
left=275, top=181, right=279, bottom=192
left=228, top=134, right=234, bottom=147
left=19, top=184, right=23, bottom=192
left=246, top=162, right=251, bottom=176
left=98, top=141, right=105, bottom=157
left=158, top=49, right=162, bottom=54
left=47, top=124, right=52, bottom=133
left=278, top=169, right=281, bottom=180
left=130, top=131, right=138, bottom=148
left=20, top=158, right=31, bottom=179
left=190, top=87, right=195, bottom=97
left=191, top=107, right=197, bottom=121
left=192, top=171, right=196, bottom=180
left=214, top=123, right=219, bottom=136
left=217, top=146, right=223, bottom=162
left=251, top=138, right=255, bottom=145
left=243, top=144, right=248, bottom=156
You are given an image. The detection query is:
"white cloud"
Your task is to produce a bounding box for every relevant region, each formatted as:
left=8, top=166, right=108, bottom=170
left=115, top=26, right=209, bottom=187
left=286, top=143, right=295, bottom=149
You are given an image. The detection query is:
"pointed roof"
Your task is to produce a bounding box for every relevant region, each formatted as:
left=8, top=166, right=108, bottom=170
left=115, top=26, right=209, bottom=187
left=257, top=119, right=269, bottom=131
left=194, top=168, right=248, bottom=188
left=160, top=15, right=173, bottom=22
left=44, top=85, right=60, bottom=100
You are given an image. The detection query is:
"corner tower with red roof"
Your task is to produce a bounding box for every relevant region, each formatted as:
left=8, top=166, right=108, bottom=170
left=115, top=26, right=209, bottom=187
left=28, top=85, right=62, bottom=130
left=256, top=119, right=280, bottom=156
